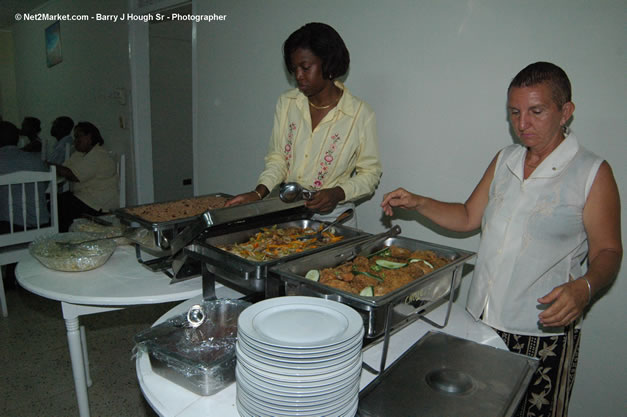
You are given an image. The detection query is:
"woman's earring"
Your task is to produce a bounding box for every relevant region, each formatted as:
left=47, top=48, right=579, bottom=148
left=562, top=124, right=570, bottom=135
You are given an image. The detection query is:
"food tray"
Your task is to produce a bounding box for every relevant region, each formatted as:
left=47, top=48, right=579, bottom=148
left=358, top=331, right=538, bottom=417
left=69, top=215, right=130, bottom=245
left=114, top=193, right=232, bottom=250
left=29, top=232, right=117, bottom=272
left=268, top=235, right=475, bottom=339
left=186, top=218, right=370, bottom=295
left=134, top=299, right=251, bottom=396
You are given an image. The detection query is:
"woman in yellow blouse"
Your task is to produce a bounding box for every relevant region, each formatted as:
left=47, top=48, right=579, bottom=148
left=226, top=23, right=382, bottom=224
left=55, top=122, right=118, bottom=231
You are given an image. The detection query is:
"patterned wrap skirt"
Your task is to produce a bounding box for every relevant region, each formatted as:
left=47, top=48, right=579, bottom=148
left=496, top=324, right=581, bottom=417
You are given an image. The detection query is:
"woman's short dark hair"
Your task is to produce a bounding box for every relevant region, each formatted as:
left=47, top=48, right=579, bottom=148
left=283, top=22, right=350, bottom=80
left=508, top=62, right=572, bottom=108
left=75, top=122, right=104, bottom=146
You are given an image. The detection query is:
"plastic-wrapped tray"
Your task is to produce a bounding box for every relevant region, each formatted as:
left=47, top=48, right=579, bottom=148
left=29, top=232, right=117, bottom=272
left=69, top=215, right=130, bottom=245
left=134, top=299, right=251, bottom=396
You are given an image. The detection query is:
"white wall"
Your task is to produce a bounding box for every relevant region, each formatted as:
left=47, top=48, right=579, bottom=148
left=0, top=31, right=19, bottom=123
left=9, top=0, right=135, bottom=204
left=195, top=1, right=626, bottom=416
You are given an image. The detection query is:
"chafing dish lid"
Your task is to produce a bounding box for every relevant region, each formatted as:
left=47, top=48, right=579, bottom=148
left=169, top=197, right=306, bottom=255
left=358, top=331, right=538, bottom=417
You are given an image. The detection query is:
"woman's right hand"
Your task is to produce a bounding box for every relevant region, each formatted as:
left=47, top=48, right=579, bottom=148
left=380, top=188, right=423, bottom=216
left=224, top=191, right=260, bottom=207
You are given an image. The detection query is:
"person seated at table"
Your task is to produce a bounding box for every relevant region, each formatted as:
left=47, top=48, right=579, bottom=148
left=19, top=116, right=43, bottom=153
left=47, top=116, right=75, bottom=165
left=54, top=122, right=119, bottom=232
left=0, top=121, right=50, bottom=234
left=225, top=22, right=382, bottom=227
left=381, top=62, right=622, bottom=416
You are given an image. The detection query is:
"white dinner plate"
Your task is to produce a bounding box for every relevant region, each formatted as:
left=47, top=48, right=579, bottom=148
left=236, top=359, right=362, bottom=392
left=236, top=343, right=362, bottom=377
left=237, top=296, right=363, bottom=349
left=236, top=352, right=363, bottom=384
left=236, top=368, right=359, bottom=404
left=238, top=339, right=363, bottom=369
left=237, top=327, right=364, bottom=359
left=237, top=384, right=358, bottom=416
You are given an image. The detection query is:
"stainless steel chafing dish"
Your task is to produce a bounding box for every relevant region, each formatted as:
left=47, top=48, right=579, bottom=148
left=114, top=193, right=233, bottom=251
left=267, top=230, right=475, bottom=372
left=186, top=216, right=370, bottom=296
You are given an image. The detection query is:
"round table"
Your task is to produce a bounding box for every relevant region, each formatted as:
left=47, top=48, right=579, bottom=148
left=16, top=245, right=204, bottom=417
left=136, top=297, right=507, bottom=417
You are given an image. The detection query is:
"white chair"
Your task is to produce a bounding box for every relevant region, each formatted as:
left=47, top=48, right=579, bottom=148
left=0, top=167, right=59, bottom=317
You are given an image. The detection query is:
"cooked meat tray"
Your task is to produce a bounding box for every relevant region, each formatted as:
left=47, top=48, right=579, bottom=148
left=268, top=235, right=475, bottom=340
left=114, top=193, right=233, bottom=251
left=185, top=218, right=370, bottom=295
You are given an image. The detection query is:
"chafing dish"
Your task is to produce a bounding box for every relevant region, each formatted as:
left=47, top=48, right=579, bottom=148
left=358, top=331, right=538, bottom=417
left=186, top=217, right=370, bottom=296
left=268, top=232, right=475, bottom=372
left=114, top=193, right=233, bottom=251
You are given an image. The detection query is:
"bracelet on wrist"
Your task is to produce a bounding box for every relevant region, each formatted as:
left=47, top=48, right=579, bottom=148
left=253, top=190, right=263, bottom=200
left=578, top=277, right=592, bottom=304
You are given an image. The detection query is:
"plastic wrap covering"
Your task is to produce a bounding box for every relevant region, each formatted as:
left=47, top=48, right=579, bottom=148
left=69, top=216, right=130, bottom=245
left=29, top=232, right=117, bottom=272
left=134, top=299, right=251, bottom=396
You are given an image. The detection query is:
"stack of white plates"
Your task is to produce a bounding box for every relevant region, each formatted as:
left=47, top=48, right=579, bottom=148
left=236, top=296, right=364, bottom=417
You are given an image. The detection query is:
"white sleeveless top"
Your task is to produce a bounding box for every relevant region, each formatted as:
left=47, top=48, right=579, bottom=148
left=467, top=133, right=603, bottom=336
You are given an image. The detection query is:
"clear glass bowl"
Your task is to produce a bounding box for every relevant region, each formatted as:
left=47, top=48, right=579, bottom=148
left=29, top=232, right=117, bottom=272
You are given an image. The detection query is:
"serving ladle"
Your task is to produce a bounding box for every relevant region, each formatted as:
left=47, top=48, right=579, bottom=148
left=279, top=182, right=317, bottom=203
left=297, top=208, right=354, bottom=241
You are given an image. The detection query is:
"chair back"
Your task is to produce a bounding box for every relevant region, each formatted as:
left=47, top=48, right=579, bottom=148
left=0, top=167, right=59, bottom=247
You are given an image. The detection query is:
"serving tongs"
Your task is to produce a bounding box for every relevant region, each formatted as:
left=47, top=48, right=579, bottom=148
left=55, top=227, right=140, bottom=249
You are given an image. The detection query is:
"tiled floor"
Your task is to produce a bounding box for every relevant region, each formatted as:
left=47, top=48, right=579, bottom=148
left=1, top=275, right=179, bottom=417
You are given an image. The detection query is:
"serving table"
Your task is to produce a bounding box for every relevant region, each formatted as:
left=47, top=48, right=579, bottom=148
left=136, top=295, right=507, bottom=417
left=15, top=245, right=206, bottom=417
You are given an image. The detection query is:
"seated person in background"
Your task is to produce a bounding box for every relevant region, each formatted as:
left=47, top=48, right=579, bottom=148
left=0, top=121, right=50, bottom=234
left=54, top=122, right=119, bottom=232
left=47, top=116, right=75, bottom=165
left=19, top=117, right=43, bottom=153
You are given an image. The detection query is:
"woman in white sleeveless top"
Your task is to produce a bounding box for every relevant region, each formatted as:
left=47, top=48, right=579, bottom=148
left=381, top=62, right=622, bottom=417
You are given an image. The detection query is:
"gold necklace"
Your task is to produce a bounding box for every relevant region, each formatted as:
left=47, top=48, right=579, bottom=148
left=308, top=91, right=342, bottom=110
left=308, top=100, right=334, bottom=110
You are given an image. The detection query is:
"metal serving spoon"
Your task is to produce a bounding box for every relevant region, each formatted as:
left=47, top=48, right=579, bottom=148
left=279, top=182, right=317, bottom=203
left=297, top=208, right=354, bottom=241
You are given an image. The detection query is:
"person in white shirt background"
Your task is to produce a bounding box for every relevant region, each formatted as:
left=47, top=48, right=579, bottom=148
left=47, top=116, right=75, bottom=165
left=381, top=61, right=622, bottom=417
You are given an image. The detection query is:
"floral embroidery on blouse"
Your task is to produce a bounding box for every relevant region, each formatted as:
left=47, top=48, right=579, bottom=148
left=284, top=122, right=297, bottom=171
left=312, top=133, right=342, bottom=190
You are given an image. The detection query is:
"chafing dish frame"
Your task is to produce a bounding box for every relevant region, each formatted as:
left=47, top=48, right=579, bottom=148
left=114, top=192, right=233, bottom=250
left=185, top=215, right=371, bottom=297
left=267, top=235, right=476, bottom=374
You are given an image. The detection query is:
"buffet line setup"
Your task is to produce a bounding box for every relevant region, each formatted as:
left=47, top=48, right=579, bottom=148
left=29, top=185, right=538, bottom=416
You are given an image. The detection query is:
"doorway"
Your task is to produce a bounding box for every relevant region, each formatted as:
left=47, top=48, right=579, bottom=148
left=149, top=5, right=193, bottom=202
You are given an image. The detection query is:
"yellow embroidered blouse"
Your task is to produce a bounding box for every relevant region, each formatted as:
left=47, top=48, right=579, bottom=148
left=257, top=82, right=382, bottom=202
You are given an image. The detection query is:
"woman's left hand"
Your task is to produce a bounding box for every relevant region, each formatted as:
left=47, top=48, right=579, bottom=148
left=537, top=279, right=590, bottom=327
left=304, top=187, right=345, bottom=213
